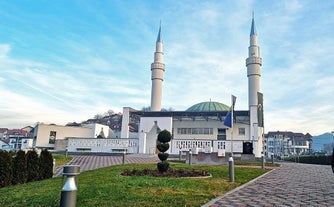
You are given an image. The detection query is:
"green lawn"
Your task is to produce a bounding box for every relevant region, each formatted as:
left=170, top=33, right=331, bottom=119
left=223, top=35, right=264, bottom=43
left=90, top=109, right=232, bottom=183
left=0, top=163, right=270, bottom=207
left=52, top=154, right=72, bottom=167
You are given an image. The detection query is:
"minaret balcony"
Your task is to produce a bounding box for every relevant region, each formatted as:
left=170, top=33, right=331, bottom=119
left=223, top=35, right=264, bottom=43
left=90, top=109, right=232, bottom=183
left=246, top=57, right=262, bottom=66
left=151, top=62, right=165, bottom=69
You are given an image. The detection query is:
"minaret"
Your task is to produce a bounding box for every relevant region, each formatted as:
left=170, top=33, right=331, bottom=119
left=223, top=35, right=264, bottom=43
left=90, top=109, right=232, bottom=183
left=150, top=23, right=165, bottom=111
left=246, top=15, right=263, bottom=156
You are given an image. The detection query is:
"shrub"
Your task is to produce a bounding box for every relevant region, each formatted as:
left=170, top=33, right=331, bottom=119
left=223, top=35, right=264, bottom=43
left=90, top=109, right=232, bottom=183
left=283, top=155, right=332, bottom=165
left=12, top=150, right=27, bottom=185
left=0, top=150, right=13, bottom=187
left=157, top=130, right=172, bottom=143
left=26, top=150, right=39, bottom=182
left=156, top=130, right=172, bottom=173
left=158, top=152, right=169, bottom=161
left=39, top=149, right=54, bottom=179
left=157, top=162, right=170, bottom=173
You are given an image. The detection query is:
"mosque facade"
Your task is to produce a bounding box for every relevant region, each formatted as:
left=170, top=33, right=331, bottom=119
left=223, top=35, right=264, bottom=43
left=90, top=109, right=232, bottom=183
left=121, top=17, right=264, bottom=158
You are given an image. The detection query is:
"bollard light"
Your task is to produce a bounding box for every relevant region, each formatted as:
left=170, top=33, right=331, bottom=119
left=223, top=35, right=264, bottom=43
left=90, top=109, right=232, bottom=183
left=228, top=154, right=234, bottom=182
left=60, top=165, right=80, bottom=207
left=122, top=150, right=126, bottom=165
left=53, top=159, right=56, bottom=175
left=188, top=149, right=192, bottom=165
left=261, top=154, right=265, bottom=169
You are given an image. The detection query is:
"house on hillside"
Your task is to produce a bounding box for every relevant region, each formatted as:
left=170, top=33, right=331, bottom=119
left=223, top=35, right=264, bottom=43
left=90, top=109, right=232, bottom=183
left=265, top=131, right=312, bottom=158
left=6, top=128, right=34, bottom=150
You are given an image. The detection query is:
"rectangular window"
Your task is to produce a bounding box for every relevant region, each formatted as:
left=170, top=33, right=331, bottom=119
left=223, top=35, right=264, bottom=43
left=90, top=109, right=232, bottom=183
left=238, top=128, right=245, bottom=136
left=176, top=128, right=214, bottom=135
left=217, top=128, right=226, bottom=140
left=203, top=128, right=210, bottom=134
left=49, top=131, right=57, bottom=144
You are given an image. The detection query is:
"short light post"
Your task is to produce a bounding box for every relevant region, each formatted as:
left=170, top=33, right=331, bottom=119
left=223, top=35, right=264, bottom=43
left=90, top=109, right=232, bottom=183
left=188, top=149, right=192, bottom=165
left=179, top=150, right=182, bottom=160
left=60, top=165, right=80, bottom=207
left=65, top=147, right=68, bottom=157
left=53, top=159, right=56, bottom=174
left=261, top=153, right=265, bottom=169
left=122, top=150, right=126, bottom=165
left=271, top=152, right=274, bottom=164
left=229, top=153, right=234, bottom=182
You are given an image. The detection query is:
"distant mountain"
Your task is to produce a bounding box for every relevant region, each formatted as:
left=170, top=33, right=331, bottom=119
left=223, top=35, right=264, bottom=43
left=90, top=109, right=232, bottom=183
left=312, top=133, right=334, bottom=151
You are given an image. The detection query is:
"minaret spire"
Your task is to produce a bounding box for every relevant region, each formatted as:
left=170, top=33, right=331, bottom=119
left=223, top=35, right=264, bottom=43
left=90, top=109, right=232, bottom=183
left=250, top=12, right=257, bottom=36
left=157, top=21, right=162, bottom=43
left=150, top=22, right=165, bottom=111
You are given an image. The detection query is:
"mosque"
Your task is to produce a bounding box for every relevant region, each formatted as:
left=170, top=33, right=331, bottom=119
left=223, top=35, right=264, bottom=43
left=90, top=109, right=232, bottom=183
left=120, top=17, right=265, bottom=158
left=34, top=17, right=264, bottom=158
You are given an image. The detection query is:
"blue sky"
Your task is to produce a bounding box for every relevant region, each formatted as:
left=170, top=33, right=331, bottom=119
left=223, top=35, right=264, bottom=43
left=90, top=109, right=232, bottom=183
left=0, top=0, right=333, bottom=136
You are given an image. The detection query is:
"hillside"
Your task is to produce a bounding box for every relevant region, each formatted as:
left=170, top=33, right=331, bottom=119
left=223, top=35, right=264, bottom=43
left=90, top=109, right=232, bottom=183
left=312, top=132, right=333, bottom=151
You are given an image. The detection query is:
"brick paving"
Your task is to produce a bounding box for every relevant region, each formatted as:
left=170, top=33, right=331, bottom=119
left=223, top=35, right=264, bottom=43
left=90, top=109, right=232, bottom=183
left=54, top=154, right=159, bottom=177
left=203, top=162, right=334, bottom=207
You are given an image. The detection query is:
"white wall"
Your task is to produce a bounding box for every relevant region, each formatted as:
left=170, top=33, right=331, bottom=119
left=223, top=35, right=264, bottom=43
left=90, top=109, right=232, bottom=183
left=34, top=124, right=92, bottom=148
left=138, top=117, right=172, bottom=154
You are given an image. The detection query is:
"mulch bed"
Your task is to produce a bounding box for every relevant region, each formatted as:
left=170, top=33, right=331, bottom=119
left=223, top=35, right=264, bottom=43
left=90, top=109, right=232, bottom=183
left=121, top=168, right=210, bottom=178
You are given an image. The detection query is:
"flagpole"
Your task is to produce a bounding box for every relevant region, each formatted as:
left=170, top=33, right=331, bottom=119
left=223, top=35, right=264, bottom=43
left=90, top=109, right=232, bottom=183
left=231, top=103, right=234, bottom=156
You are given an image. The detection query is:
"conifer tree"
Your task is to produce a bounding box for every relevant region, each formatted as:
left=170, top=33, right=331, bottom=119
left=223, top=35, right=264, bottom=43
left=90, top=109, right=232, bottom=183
left=39, top=149, right=53, bottom=180
left=12, top=150, right=27, bottom=185
left=0, top=150, right=13, bottom=187
left=26, top=150, right=39, bottom=182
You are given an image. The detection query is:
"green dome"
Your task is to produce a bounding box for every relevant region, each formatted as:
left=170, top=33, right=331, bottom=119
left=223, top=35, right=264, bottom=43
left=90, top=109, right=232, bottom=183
left=186, top=101, right=230, bottom=112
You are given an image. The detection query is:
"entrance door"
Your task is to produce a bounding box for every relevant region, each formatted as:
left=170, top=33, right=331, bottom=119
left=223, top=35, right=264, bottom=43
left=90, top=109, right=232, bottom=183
left=243, top=142, right=253, bottom=154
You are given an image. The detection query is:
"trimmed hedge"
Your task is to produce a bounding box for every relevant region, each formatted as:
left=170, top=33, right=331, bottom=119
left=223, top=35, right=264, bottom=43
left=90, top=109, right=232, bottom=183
left=0, top=149, right=54, bottom=188
left=283, top=155, right=332, bottom=165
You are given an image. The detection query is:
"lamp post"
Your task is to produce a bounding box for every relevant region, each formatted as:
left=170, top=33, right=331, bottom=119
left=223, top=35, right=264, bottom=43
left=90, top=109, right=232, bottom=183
left=60, top=165, right=80, bottom=207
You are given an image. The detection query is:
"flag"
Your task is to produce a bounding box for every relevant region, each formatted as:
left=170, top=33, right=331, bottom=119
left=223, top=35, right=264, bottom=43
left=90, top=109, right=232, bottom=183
left=224, top=111, right=232, bottom=128
left=257, top=92, right=264, bottom=127
left=224, top=95, right=237, bottom=128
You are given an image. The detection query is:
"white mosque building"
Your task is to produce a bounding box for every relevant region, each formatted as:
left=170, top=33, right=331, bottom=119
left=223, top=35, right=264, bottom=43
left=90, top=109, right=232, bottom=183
left=48, top=17, right=264, bottom=158
left=119, top=17, right=265, bottom=158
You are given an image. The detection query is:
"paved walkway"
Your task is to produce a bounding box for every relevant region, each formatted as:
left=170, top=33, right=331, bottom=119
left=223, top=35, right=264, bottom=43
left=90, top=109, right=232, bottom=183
left=203, top=162, right=334, bottom=207
left=54, top=154, right=159, bottom=177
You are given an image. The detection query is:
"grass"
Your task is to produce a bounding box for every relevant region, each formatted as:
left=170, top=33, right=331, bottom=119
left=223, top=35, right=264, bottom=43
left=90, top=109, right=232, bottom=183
left=0, top=162, right=271, bottom=207
left=52, top=154, right=72, bottom=167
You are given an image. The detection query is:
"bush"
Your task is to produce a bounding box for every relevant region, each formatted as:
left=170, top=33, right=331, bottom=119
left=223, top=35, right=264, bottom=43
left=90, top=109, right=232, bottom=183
left=157, top=130, right=172, bottom=173
left=158, top=152, right=169, bottom=161
left=0, top=150, right=13, bottom=187
left=26, top=150, right=39, bottom=182
left=157, top=130, right=172, bottom=143
left=157, top=162, right=170, bottom=173
left=39, top=149, right=54, bottom=179
left=283, top=155, right=332, bottom=165
left=12, top=150, right=27, bottom=185
left=157, top=143, right=170, bottom=152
